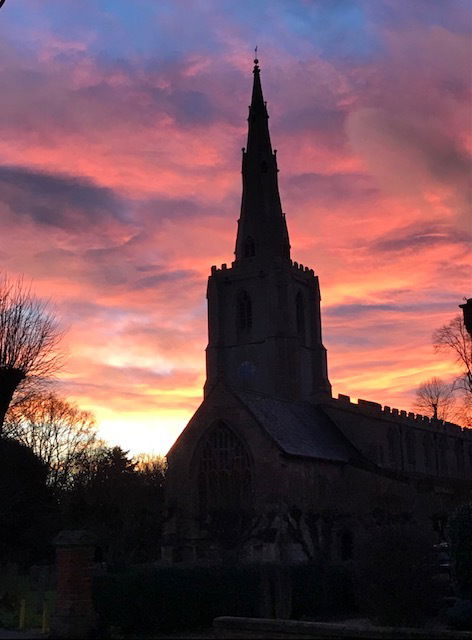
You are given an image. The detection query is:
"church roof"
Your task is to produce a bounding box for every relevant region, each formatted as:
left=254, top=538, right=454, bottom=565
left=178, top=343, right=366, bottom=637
left=237, top=391, right=363, bottom=463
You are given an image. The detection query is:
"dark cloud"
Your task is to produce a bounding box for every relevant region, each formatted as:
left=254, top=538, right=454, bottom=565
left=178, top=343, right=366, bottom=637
left=0, top=165, right=127, bottom=230
left=283, top=172, right=378, bottom=205
left=325, top=303, right=396, bottom=318
left=279, top=106, right=347, bottom=146
left=133, top=270, right=197, bottom=290
left=371, top=223, right=470, bottom=253
left=326, top=298, right=462, bottom=320
left=169, top=90, right=215, bottom=126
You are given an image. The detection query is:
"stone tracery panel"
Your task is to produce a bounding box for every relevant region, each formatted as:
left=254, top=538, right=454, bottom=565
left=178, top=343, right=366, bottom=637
left=198, top=422, right=252, bottom=516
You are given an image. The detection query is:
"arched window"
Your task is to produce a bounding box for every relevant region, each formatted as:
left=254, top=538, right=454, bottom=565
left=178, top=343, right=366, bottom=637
left=237, top=290, right=252, bottom=332
left=405, top=430, right=416, bottom=467
left=387, top=427, right=401, bottom=467
left=198, top=422, right=252, bottom=516
left=423, top=433, right=432, bottom=471
left=438, top=436, right=449, bottom=475
left=455, top=440, right=465, bottom=475
left=244, top=236, right=255, bottom=258
left=296, top=292, right=305, bottom=339
left=339, top=530, right=354, bottom=561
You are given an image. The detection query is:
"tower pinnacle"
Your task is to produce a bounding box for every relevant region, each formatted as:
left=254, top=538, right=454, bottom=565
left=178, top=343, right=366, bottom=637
left=235, top=59, right=291, bottom=263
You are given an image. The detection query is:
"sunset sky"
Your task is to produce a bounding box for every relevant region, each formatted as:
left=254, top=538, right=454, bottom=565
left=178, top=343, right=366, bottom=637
left=0, top=0, right=470, bottom=455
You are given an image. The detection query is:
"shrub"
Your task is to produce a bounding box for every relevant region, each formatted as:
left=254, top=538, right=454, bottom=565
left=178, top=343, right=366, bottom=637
left=291, top=563, right=356, bottom=620
left=94, top=561, right=356, bottom=633
left=442, top=598, right=472, bottom=631
left=94, top=564, right=261, bottom=633
left=354, top=525, right=436, bottom=626
left=449, top=501, right=472, bottom=599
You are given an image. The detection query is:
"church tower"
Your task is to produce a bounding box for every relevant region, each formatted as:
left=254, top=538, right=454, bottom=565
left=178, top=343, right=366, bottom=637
left=204, top=59, right=331, bottom=402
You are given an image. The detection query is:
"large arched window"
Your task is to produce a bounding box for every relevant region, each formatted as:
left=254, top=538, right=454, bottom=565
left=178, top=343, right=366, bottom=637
left=237, top=290, right=252, bottom=332
left=296, top=291, right=305, bottom=340
left=198, top=422, right=252, bottom=516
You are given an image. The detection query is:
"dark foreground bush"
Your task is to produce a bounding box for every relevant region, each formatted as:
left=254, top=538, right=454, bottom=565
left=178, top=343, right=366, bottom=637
left=94, top=561, right=356, bottom=633
left=291, top=563, right=356, bottom=620
left=94, top=564, right=260, bottom=633
left=442, top=599, right=472, bottom=631
left=449, top=501, right=472, bottom=599
left=354, top=525, right=437, bottom=627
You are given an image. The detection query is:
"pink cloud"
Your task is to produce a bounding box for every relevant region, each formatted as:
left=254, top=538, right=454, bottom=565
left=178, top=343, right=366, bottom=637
left=0, top=13, right=470, bottom=451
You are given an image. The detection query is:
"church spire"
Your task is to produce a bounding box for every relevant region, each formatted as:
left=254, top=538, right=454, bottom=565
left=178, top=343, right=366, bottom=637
left=235, top=58, right=291, bottom=263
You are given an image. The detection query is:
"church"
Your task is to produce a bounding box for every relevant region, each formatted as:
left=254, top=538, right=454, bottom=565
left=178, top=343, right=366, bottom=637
left=162, top=60, right=472, bottom=564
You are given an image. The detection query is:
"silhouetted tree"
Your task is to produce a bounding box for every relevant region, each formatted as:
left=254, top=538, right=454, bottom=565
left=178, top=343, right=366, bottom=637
left=62, top=447, right=165, bottom=564
left=0, top=438, right=58, bottom=564
left=414, top=377, right=455, bottom=421
left=0, top=275, right=62, bottom=433
left=434, top=316, right=472, bottom=399
left=432, top=316, right=472, bottom=426
left=4, top=392, right=98, bottom=491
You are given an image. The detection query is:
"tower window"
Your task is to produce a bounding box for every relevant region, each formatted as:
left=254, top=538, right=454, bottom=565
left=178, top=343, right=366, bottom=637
left=237, top=291, right=252, bottom=331
left=244, top=236, right=255, bottom=257
left=296, top=292, right=305, bottom=339
left=260, top=161, right=268, bottom=173
left=198, top=422, right=252, bottom=516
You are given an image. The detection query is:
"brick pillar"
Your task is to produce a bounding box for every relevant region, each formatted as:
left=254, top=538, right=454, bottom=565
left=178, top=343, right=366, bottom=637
left=51, top=530, right=96, bottom=639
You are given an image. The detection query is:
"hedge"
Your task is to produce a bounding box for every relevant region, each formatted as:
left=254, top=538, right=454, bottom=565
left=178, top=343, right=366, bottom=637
left=93, top=562, right=355, bottom=633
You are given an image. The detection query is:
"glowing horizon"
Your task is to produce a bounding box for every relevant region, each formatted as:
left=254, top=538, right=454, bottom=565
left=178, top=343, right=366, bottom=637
left=0, top=1, right=470, bottom=455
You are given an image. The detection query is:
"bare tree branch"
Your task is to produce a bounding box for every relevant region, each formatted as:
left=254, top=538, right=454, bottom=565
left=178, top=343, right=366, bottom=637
left=433, top=315, right=472, bottom=399
left=0, top=274, right=63, bottom=432
left=413, top=377, right=455, bottom=421
left=4, top=392, right=98, bottom=490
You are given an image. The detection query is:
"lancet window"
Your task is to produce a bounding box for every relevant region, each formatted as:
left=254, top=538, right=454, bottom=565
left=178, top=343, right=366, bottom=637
left=244, top=236, right=256, bottom=258
left=237, top=290, right=252, bottom=332
left=198, top=422, right=252, bottom=516
left=296, top=291, right=305, bottom=340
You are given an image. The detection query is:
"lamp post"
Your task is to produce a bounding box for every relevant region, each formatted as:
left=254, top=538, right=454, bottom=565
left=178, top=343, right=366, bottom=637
left=459, top=298, right=472, bottom=337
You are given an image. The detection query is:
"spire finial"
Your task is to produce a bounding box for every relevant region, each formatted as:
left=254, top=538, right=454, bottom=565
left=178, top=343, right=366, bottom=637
left=253, top=45, right=259, bottom=70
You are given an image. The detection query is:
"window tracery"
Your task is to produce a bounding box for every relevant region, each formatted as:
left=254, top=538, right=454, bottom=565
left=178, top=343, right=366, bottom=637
left=237, top=290, right=252, bottom=332
left=198, top=422, right=252, bottom=516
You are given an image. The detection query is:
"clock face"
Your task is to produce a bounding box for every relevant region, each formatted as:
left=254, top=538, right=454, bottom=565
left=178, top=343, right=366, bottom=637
left=238, top=360, right=256, bottom=383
